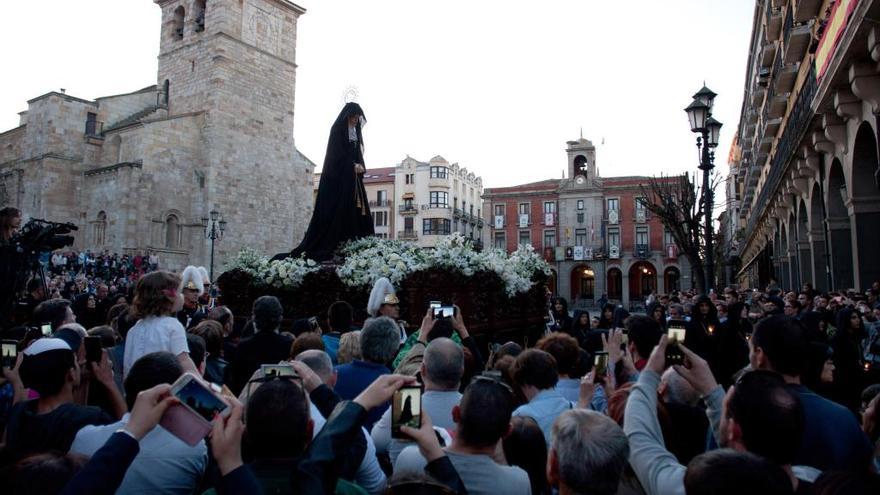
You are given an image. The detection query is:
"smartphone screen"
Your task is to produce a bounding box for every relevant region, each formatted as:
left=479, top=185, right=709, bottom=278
left=391, top=386, right=422, bottom=438
left=666, top=320, right=686, bottom=366
left=174, top=376, right=229, bottom=422
left=1, top=340, right=17, bottom=368
left=433, top=306, right=454, bottom=319
left=261, top=364, right=295, bottom=378
left=84, top=336, right=102, bottom=363
left=593, top=351, right=609, bottom=376
left=41, top=324, right=52, bottom=337
left=429, top=301, right=441, bottom=310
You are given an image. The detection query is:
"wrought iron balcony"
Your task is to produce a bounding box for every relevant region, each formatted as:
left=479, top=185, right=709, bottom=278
left=398, top=230, right=418, bottom=240
left=398, top=204, right=417, bottom=215
left=793, top=0, right=821, bottom=23
left=453, top=208, right=463, bottom=219
left=783, top=17, right=814, bottom=64
left=85, top=120, right=104, bottom=137
left=766, top=4, right=783, bottom=42
left=369, top=199, right=391, bottom=207
left=635, top=244, right=650, bottom=259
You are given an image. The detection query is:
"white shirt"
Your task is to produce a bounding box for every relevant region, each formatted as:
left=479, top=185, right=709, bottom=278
left=71, top=413, right=207, bottom=494
left=124, top=316, right=189, bottom=377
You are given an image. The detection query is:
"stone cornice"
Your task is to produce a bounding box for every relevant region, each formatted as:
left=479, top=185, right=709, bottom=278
left=84, top=161, right=143, bottom=177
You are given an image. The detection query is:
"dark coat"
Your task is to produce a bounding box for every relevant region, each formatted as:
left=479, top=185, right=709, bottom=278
left=229, top=330, right=294, bottom=395
left=283, top=103, right=374, bottom=261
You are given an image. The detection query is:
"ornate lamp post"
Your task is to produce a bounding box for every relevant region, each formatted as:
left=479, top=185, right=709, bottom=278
left=201, top=209, right=226, bottom=283
left=685, top=85, right=723, bottom=293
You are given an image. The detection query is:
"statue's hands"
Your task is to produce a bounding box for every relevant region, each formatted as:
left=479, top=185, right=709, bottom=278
left=354, top=163, right=366, bottom=174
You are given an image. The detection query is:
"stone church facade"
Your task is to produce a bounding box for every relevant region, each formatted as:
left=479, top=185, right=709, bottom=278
left=0, top=0, right=313, bottom=272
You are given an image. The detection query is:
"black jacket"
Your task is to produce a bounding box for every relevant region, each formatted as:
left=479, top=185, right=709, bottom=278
left=229, top=331, right=294, bottom=395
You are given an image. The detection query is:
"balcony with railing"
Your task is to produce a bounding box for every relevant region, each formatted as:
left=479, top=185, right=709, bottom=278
left=746, top=67, right=818, bottom=238
left=398, top=230, right=418, bottom=240
left=766, top=3, right=783, bottom=42
left=793, top=0, right=822, bottom=23
left=85, top=120, right=104, bottom=137
left=767, top=91, right=789, bottom=119
left=760, top=40, right=778, bottom=68
left=772, top=47, right=799, bottom=94
left=541, top=211, right=558, bottom=226
left=783, top=15, right=814, bottom=64
left=369, top=199, right=391, bottom=208
left=634, top=244, right=651, bottom=259
left=453, top=208, right=463, bottom=219
left=399, top=204, right=417, bottom=215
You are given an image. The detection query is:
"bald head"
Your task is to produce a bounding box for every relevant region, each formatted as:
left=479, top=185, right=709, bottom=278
left=423, top=337, right=464, bottom=391
left=295, top=350, right=334, bottom=385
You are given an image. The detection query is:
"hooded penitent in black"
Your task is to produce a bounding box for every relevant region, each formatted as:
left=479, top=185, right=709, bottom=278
left=277, top=103, right=374, bottom=262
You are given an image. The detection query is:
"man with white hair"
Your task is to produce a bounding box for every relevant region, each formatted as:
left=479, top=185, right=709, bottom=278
left=373, top=337, right=463, bottom=464
left=547, top=409, right=630, bottom=495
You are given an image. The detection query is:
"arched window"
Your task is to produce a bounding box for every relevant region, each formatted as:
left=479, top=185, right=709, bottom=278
left=93, top=211, right=107, bottom=246
left=107, top=134, right=122, bottom=164
left=173, top=6, right=185, bottom=40
left=165, top=214, right=181, bottom=248
left=194, top=0, right=206, bottom=32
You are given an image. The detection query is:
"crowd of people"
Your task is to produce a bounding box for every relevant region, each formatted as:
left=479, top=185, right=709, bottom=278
left=0, top=256, right=879, bottom=494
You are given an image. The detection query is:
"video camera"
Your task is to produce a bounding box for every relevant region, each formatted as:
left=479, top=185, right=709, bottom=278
left=11, top=218, right=77, bottom=254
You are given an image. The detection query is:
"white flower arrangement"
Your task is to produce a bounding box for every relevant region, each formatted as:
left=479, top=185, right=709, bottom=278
left=224, top=248, right=320, bottom=290
left=224, top=247, right=266, bottom=276
left=226, top=234, right=551, bottom=296
left=255, top=256, right=320, bottom=289
left=336, top=237, right=427, bottom=288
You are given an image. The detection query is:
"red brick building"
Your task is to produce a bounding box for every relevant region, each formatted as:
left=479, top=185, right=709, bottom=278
left=483, top=138, right=690, bottom=309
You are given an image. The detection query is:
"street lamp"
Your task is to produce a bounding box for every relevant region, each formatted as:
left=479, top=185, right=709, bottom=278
left=684, top=84, right=723, bottom=293
left=203, top=209, right=226, bottom=283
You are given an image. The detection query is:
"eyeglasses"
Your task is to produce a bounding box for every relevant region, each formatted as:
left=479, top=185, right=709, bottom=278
left=470, top=373, right=514, bottom=396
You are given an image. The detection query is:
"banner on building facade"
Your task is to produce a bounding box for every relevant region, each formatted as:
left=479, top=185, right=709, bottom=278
left=815, top=0, right=860, bottom=81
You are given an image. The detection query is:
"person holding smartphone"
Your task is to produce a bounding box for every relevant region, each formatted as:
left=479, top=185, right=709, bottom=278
left=70, top=352, right=208, bottom=494
left=4, top=338, right=117, bottom=461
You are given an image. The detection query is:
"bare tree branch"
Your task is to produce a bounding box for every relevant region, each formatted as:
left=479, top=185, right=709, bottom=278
left=639, top=173, right=706, bottom=293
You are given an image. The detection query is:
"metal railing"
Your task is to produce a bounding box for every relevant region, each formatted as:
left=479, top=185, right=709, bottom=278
left=369, top=199, right=391, bottom=207
left=635, top=244, right=650, bottom=258
left=746, top=67, right=818, bottom=236
left=85, top=120, right=104, bottom=137
left=398, top=204, right=417, bottom=214
left=398, top=230, right=418, bottom=240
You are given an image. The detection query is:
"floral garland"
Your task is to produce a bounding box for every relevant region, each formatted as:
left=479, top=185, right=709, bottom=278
left=224, top=248, right=320, bottom=289
left=225, top=234, right=550, bottom=296
left=336, top=237, right=427, bottom=287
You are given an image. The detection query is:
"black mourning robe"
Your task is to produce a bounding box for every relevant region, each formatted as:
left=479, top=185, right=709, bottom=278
left=276, top=103, right=374, bottom=261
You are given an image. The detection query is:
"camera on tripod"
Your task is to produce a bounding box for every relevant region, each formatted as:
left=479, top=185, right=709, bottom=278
left=12, top=218, right=77, bottom=254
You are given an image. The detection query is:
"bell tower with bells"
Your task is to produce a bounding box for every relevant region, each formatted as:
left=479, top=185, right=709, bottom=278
left=566, top=135, right=597, bottom=187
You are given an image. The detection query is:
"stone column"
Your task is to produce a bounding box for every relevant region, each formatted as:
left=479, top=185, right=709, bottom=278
left=797, top=240, right=812, bottom=289
left=828, top=216, right=854, bottom=289
left=850, top=197, right=880, bottom=290
left=810, top=229, right=829, bottom=292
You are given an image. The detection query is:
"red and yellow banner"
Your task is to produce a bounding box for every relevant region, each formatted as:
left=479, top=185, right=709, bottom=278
left=815, top=0, right=861, bottom=81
